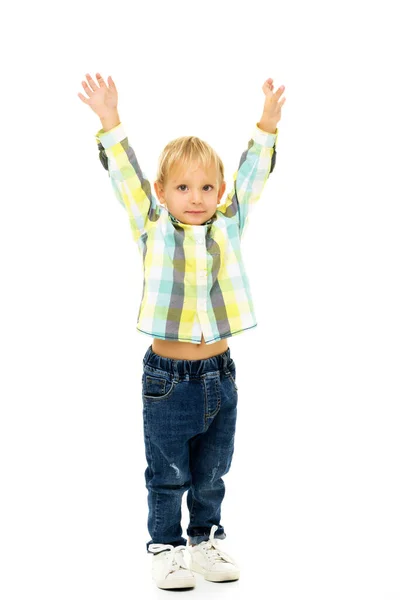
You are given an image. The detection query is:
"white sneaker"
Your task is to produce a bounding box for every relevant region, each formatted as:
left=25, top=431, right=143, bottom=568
left=189, top=525, right=240, bottom=582
left=148, top=543, right=196, bottom=590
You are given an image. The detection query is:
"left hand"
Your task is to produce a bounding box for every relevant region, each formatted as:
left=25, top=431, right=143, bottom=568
left=260, top=78, right=286, bottom=132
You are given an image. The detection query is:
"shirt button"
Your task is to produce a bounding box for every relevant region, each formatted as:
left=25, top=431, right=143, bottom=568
left=196, top=238, right=204, bottom=244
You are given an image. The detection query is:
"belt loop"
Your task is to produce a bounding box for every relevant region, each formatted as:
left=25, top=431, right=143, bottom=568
left=172, top=360, right=179, bottom=383
left=222, top=350, right=228, bottom=372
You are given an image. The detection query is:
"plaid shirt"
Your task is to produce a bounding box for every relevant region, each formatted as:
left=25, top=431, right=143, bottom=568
left=95, top=122, right=278, bottom=344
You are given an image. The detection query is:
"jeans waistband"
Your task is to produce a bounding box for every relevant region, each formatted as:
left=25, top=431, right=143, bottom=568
left=143, top=344, right=231, bottom=378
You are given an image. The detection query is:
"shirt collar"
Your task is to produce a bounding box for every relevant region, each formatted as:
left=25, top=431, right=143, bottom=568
left=169, top=211, right=215, bottom=226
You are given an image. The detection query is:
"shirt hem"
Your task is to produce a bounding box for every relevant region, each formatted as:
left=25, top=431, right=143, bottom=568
left=136, top=324, right=258, bottom=345
left=205, top=323, right=258, bottom=344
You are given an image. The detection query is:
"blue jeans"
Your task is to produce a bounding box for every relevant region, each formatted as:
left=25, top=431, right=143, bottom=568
left=142, top=344, right=238, bottom=552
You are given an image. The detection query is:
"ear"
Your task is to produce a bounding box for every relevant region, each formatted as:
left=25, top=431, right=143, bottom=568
left=217, top=181, right=226, bottom=202
left=154, top=181, right=166, bottom=205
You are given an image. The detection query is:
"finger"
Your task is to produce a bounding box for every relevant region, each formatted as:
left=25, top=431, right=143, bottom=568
left=274, top=86, right=285, bottom=100
left=262, top=82, right=273, bottom=96
left=77, top=92, right=89, bottom=104
left=81, top=80, right=94, bottom=97
left=265, top=78, right=274, bottom=91
left=95, top=73, right=106, bottom=88
left=85, top=73, right=99, bottom=92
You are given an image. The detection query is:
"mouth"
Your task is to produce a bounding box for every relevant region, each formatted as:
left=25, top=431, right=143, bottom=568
left=186, top=211, right=205, bottom=214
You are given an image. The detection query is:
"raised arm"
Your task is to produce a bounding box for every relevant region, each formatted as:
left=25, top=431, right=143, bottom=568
left=218, top=78, right=285, bottom=237
left=95, top=121, right=159, bottom=243
left=78, top=73, right=158, bottom=243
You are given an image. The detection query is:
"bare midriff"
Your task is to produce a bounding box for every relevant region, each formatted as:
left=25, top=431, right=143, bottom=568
left=152, top=334, right=228, bottom=360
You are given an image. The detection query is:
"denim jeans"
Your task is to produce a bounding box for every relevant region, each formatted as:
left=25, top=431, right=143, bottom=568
left=142, top=344, right=238, bottom=552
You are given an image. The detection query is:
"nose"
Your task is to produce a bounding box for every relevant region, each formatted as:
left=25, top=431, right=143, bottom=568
left=189, top=190, right=202, bottom=205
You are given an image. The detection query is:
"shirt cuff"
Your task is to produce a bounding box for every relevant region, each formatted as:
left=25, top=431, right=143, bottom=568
left=253, top=123, right=279, bottom=148
left=95, top=123, right=127, bottom=149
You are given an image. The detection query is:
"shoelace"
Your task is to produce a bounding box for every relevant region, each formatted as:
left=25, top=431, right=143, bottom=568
left=194, top=524, right=237, bottom=566
left=148, top=543, right=188, bottom=576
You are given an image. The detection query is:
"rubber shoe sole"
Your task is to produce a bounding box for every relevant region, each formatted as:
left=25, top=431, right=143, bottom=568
left=155, top=572, right=196, bottom=590
left=190, top=560, right=240, bottom=582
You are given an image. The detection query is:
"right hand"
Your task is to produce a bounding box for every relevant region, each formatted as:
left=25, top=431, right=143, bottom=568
left=77, top=73, right=118, bottom=118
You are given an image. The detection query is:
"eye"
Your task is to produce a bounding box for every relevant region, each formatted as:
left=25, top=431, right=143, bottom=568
left=177, top=184, right=214, bottom=191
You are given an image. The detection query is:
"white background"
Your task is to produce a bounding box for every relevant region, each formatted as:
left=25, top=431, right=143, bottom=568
left=1, top=0, right=399, bottom=598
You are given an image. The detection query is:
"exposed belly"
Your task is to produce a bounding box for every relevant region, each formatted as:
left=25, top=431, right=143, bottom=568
left=152, top=334, right=228, bottom=360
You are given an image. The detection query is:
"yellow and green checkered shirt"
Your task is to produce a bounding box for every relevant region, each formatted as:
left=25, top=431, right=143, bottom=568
left=95, top=122, right=278, bottom=345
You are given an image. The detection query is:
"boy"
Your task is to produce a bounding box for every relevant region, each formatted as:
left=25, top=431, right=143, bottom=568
left=78, top=73, right=285, bottom=590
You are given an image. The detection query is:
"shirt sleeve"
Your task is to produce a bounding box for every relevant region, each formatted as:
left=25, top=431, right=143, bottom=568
left=218, top=123, right=278, bottom=238
left=95, top=123, right=159, bottom=243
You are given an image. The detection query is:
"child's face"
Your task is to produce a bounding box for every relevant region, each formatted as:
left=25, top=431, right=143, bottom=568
left=154, top=161, right=226, bottom=225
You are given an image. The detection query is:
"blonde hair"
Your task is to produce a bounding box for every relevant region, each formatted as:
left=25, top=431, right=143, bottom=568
left=156, top=135, right=224, bottom=189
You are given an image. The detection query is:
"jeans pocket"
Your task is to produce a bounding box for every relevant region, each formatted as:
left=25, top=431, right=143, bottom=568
left=142, top=367, right=177, bottom=401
